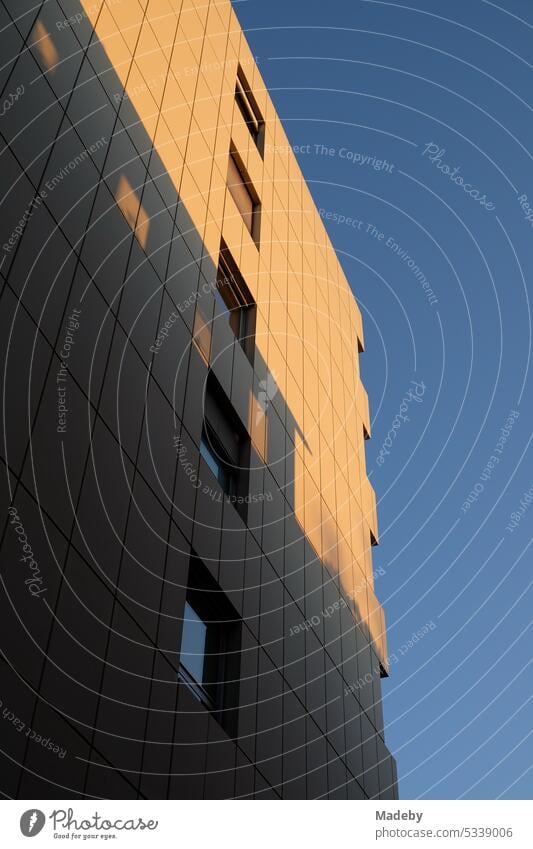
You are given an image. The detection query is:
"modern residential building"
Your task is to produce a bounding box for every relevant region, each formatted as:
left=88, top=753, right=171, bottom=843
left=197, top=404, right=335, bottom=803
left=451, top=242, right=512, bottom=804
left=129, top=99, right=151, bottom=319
left=0, top=0, right=397, bottom=798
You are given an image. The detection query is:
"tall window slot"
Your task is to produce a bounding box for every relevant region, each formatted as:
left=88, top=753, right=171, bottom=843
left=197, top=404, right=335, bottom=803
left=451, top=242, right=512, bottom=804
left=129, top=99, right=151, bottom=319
left=226, top=149, right=260, bottom=245
left=200, top=371, right=251, bottom=520
left=200, top=422, right=236, bottom=497
left=235, top=65, right=265, bottom=156
left=216, top=243, right=256, bottom=364
left=179, top=555, right=242, bottom=736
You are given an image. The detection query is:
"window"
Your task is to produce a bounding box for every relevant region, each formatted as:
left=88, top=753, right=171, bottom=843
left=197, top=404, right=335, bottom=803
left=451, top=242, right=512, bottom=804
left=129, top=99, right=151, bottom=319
left=235, top=65, right=265, bottom=156
left=227, top=150, right=260, bottom=244
left=179, top=555, right=242, bottom=735
left=180, top=601, right=208, bottom=694
left=216, top=244, right=256, bottom=363
left=201, top=371, right=251, bottom=520
left=200, top=422, right=235, bottom=497
left=192, top=300, right=213, bottom=364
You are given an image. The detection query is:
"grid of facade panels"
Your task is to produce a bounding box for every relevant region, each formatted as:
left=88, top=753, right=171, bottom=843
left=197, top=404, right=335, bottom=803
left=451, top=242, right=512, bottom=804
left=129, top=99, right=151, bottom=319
left=0, top=0, right=397, bottom=798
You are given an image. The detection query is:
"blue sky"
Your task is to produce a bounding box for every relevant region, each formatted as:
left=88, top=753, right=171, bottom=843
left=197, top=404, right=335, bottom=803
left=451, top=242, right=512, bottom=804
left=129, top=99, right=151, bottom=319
left=233, top=0, right=533, bottom=799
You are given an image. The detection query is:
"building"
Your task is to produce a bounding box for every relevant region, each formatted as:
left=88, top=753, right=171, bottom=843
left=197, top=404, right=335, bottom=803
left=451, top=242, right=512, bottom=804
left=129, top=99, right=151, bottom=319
left=0, top=0, right=398, bottom=799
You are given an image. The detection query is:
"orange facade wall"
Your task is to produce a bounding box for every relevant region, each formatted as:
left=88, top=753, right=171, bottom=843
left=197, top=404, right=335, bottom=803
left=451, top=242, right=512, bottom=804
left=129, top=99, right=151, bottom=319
left=55, top=0, right=390, bottom=670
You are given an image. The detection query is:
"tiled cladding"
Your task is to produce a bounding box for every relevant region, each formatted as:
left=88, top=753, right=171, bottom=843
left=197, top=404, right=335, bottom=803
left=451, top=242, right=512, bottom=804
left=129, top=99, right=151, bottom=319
left=0, top=0, right=397, bottom=799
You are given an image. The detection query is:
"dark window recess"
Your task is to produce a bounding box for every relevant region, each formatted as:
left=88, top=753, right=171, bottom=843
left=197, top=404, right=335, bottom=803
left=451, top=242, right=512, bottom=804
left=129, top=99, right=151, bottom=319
left=200, top=370, right=251, bottom=520
left=216, top=244, right=256, bottom=364
left=192, top=300, right=213, bottom=364
left=235, top=65, right=265, bottom=156
left=200, top=422, right=235, bottom=496
left=227, top=149, right=260, bottom=245
left=179, top=555, right=241, bottom=737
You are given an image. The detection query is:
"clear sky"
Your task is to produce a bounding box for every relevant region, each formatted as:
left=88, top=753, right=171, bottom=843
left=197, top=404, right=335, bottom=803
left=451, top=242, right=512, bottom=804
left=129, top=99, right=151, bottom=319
left=232, top=0, right=533, bottom=799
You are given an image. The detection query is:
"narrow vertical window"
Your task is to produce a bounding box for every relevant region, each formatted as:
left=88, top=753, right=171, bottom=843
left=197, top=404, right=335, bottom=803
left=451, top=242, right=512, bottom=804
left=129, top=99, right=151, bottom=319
left=215, top=244, right=256, bottom=364
left=226, top=149, right=261, bottom=245
left=235, top=65, right=265, bottom=156
left=200, top=371, right=252, bottom=521
left=179, top=555, right=242, bottom=736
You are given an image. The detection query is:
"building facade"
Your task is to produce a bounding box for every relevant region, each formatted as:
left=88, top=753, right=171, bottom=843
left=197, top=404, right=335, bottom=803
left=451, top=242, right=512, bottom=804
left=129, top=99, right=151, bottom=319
left=0, top=0, right=397, bottom=798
